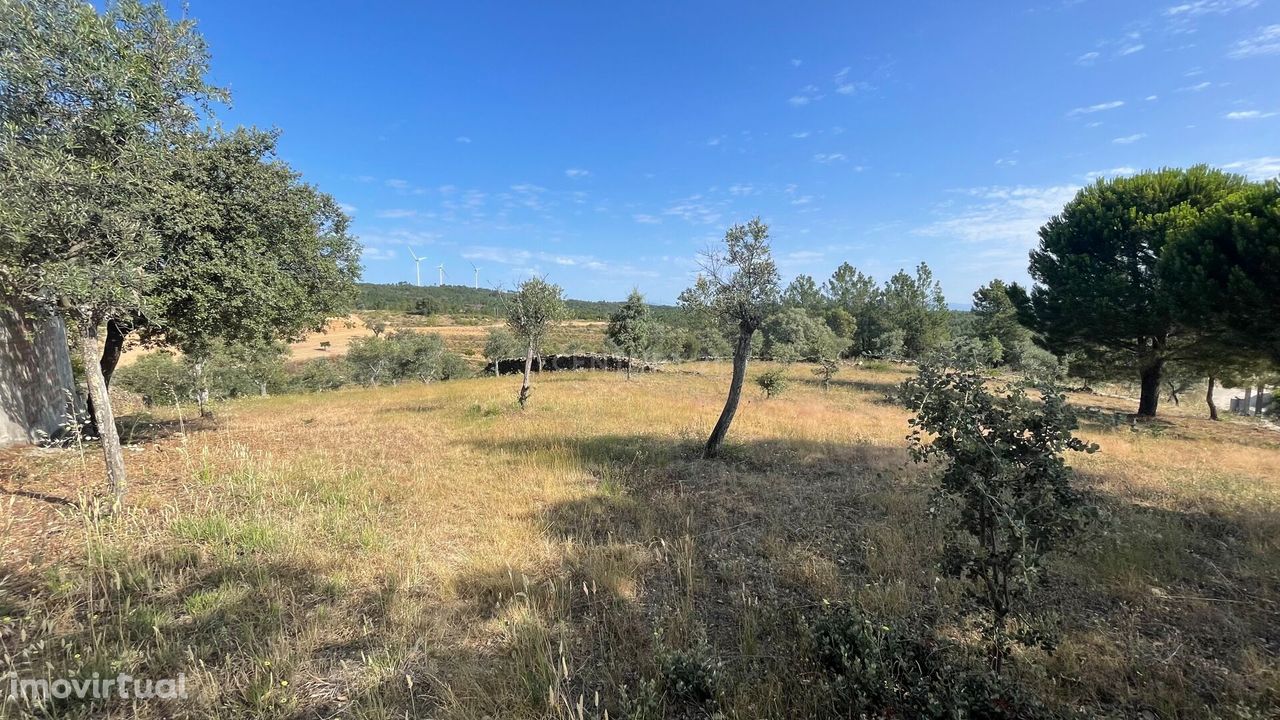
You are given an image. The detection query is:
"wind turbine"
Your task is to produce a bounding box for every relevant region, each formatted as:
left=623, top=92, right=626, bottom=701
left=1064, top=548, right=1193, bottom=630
left=469, top=262, right=480, bottom=289
left=438, top=263, right=446, bottom=287
left=408, top=247, right=425, bottom=287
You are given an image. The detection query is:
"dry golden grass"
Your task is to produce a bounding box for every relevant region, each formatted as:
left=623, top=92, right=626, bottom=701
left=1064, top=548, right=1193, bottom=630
left=1, top=362, right=1278, bottom=718
left=117, top=314, right=608, bottom=365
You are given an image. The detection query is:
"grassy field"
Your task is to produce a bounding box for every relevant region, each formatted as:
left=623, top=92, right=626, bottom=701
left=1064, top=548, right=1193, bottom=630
left=2, top=363, right=1278, bottom=718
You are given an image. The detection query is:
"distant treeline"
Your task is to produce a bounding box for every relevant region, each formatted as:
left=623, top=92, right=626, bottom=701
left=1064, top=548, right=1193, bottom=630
left=354, top=282, right=684, bottom=322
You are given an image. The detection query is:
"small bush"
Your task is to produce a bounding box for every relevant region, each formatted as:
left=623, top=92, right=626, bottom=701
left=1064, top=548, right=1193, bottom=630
left=756, top=369, right=789, bottom=398
left=115, top=352, right=195, bottom=406
left=292, top=357, right=348, bottom=392
left=656, top=645, right=720, bottom=707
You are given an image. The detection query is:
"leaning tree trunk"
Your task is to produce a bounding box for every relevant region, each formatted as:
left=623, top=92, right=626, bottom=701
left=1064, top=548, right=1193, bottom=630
left=1206, top=376, right=1219, bottom=421
left=518, top=342, right=534, bottom=408
left=1257, top=384, right=1267, bottom=416
left=1137, top=357, right=1164, bottom=418
left=79, top=317, right=127, bottom=507
left=704, top=325, right=754, bottom=459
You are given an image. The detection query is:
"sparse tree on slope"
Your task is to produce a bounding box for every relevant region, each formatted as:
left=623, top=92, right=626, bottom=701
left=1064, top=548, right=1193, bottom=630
left=972, top=279, right=1031, bottom=365
left=1030, top=166, right=1249, bottom=417
left=606, top=289, right=652, bottom=379
left=0, top=0, right=223, bottom=505
left=679, top=218, right=780, bottom=458
left=507, top=278, right=566, bottom=408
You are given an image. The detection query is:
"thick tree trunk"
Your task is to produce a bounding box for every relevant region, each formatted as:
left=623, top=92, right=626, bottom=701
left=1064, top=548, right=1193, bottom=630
left=1206, top=376, right=1219, bottom=421
left=1245, top=386, right=1254, bottom=415
left=79, top=319, right=126, bottom=506
left=100, top=318, right=127, bottom=387
left=518, top=342, right=534, bottom=408
left=1257, top=384, right=1266, bottom=416
left=1137, top=358, right=1164, bottom=418
left=625, top=353, right=632, bottom=380
left=704, top=326, right=753, bottom=459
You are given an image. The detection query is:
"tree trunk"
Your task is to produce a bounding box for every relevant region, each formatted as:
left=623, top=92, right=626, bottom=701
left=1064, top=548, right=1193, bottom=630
left=518, top=342, right=534, bottom=408
left=1206, top=376, right=1219, bottom=421
left=625, top=353, right=632, bottom=380
left=259, top=381, right=268, bottom=397
left=1257, top=384, right=1266, bottom=416
left=79, top=318, right=126, bottom=506
left=100, top=318, right=127, bottom=387
left=704, top=326, right=754, bottom=459
left=493, top=360, right=500, bottom=378
left=1245, top=386, right=1253, bottom=415
left=1137, top=358, right=1163, bottom=417
left=192, top=359, right=212, bottom=418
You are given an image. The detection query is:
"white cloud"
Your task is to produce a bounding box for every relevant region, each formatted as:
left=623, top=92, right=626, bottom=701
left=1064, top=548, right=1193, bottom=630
left=1223, top=157, right=1280, bottom=179
left=663, top=195, right=724, bottom=225
left=376, top=208, right=418, bottom=219
left=790, top=195, right=815, bottom=206
left=1166, top=0, right=1258, bottom=16
left=788, top=84, right=823, bottom=106
left=460, top=246, right=658, bottom=278
left=632, top=213, right=662, bottom=224
left=915, top=185, right=1080, bottom=273
left=1068, top=100, right=1125, bottom=115
left=1119, top=43, right=1146, bottom=55
left=1146, top=95, right=1159, bottom=101
left=362, top=246, right=396, bottom=261
left=1085, top=167, right=1138, bottom=179
left=834, top=67, right=871, bottom=95
left=791, top=130, right=811, bottom=139
left=455, top=136, right=472, bottom=144
left=1229, top=24, right=1280, bottom=58
left=1112, top=133, right=1147, bottom=144
left=727, top=184, right=757, bottom=196
left=706, top=135, right=725, bottom=146
left=385, top=178, right=410, bottom=190
left=1225, top=110, right=1278, bottom=119
left=565, top=168, right=590, bottom=178
left=338, top=202, right=357, bottom=215
left=791, top=58, right=803, bottom=68
left=1076, top=51, right=1101, bottom=65
left=995, top=157, right=1018, bottom=167
left=812, top=153, right=847, bottom=164
left=1179, top=81, right=1213, bottom=91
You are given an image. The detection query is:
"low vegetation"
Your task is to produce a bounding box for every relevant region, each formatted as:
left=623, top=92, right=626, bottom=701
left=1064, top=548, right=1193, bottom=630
left=3, top=363, right=1278, bottom=718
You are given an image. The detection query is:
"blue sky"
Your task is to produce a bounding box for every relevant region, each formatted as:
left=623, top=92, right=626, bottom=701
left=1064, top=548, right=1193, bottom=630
left=185, top=0, right=1279, bottom=304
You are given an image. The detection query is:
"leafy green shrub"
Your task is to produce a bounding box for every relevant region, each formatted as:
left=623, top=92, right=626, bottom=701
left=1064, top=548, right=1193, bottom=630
left=903, top=359, right=1096, bottom=669
left=115, top=352, right=195, bottom=406
left=347, top=330, right=460, bottom=385
left=291, top=357, right=348, bottom=392
left=656, top=645, right=720, bottom=707
left=813, top=357, right=840, bottom=389
left=1011, top=342, right=1065, bottom=381
left=809, top=604, right=1047, bottom=719
left=756, top=368, right=789, bottom=398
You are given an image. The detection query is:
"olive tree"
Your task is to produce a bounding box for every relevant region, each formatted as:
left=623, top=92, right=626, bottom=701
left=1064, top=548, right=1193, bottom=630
left=0, top=0, right=224, bottom=504
left=483, top=327, right=520, bottom=377
left=679, top=218, right=780, bottom=458
left=506, top=278, right=566, bottom=408
left=606, top=289, right=652, bottom=379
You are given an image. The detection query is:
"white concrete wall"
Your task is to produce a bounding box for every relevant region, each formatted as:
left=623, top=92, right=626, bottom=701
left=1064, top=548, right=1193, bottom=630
left=0, top=305, right=79, bottom=447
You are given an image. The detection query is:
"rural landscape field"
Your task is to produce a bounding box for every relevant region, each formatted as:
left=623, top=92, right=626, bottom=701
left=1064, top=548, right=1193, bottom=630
left=3, top=0, right=1280, bottom=718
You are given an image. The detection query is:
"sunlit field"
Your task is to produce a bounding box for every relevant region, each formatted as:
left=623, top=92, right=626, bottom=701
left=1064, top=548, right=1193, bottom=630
left=2, top=362, right=1278, bottom=718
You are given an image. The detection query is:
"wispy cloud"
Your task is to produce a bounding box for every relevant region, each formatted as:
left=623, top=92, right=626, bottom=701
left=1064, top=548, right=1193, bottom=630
left=460, top=246, right=659, bottom=278
left=1112, top=133, right=1146, bottom=144
left=1118, top=43, right=1146, bottom=55
left=338, top=202, right=357, bottom=215
left=1085, top=167, right=1138, bottom=179
left=1068, top=100, right=1125, bottom=116
left=1166, top=0, right=1258, bottom=17
left=632, top=213, right=662, bottom=225
left=455, top=136, right=472, bottom=144
left=834, top=67, right=871, bottom=95
left=788, top=84, right=823, bottom=106
left=1223, top=156, right=1280, bottom=179
left=663, top=195, right=724, bottom=225
left=1178, top=80, right=1213, bottom=91
left=1229, top=24, right=1280, bottom=58
left=812, top=152, right=847, bottom=164
left=376, top=208, right=419, bottom=219
left=791, top=130, right=811, bottom=139
left=362, top=246, right=396, bottom=261
left=1225, top=109, right=1277, bottom=119
left=564, top=168, right=590, bottom=178
left=915, top=185, right=1081, bottom=271
left=790, top=58, right=803, bottom=68
left=1075, top=51, right=1100, bottom=65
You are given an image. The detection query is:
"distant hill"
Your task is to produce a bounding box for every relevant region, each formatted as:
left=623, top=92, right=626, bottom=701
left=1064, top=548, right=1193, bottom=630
left=355, top=282, right=682, bottom=322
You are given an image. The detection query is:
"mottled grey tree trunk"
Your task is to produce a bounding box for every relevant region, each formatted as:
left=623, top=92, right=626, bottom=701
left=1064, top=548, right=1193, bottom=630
left=518, top=342, right=534, bottom=408
left=704, top=326, right=754, bottom=458
left=1206, top=376, right=1219, bottom=421
left=1256, top=384, right=1266, bottom=416
left=79, top=318, right=126, bottom=506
